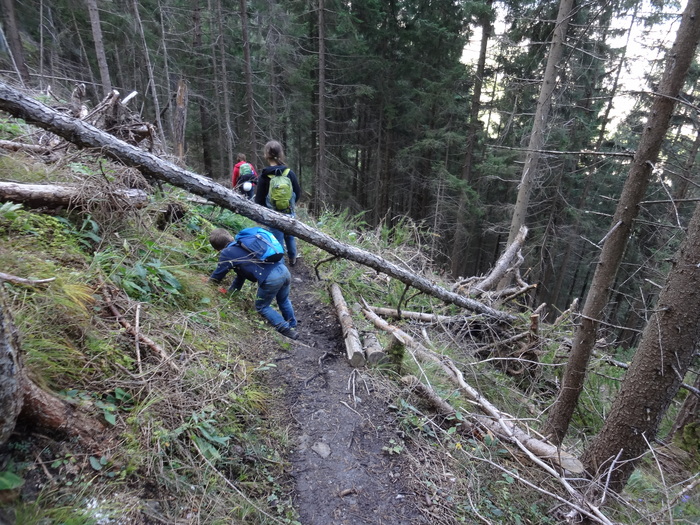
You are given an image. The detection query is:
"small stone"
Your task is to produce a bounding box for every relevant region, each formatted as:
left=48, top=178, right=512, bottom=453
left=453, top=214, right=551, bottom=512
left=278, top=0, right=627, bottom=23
left=312, top=441, right=331, bottom=458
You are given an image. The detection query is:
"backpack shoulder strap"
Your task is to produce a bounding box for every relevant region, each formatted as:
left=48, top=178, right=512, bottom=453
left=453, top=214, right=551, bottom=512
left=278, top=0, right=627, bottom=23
left=267, top=167, right=290, bottom=178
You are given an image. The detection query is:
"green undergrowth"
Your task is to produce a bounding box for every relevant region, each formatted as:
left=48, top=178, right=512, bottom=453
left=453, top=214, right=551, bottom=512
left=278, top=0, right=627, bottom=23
left=0, top=153, right=696, bottom=524
left=0, top=158, right=302, bottom=523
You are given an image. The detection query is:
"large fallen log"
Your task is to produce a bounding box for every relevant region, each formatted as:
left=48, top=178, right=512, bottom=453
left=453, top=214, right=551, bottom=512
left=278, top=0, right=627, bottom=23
left=363, top=307, right=617, bottom=525
left=0, top=181, right=149, bottom=209
left=0, top=83, right=515, bottom=322
left=329, top=283, right=365, bottom=367
left=362, top=332, right=388, bottom=365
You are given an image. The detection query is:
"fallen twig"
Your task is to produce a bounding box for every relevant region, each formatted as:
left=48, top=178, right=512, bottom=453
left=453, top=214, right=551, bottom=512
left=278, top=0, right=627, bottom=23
left=0, top=272, right=55, bottom=286
left=101, top=287, right=179, bottom=372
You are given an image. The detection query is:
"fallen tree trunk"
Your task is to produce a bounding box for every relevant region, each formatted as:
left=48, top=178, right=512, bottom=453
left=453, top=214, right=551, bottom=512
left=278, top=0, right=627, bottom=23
left=368, top=306, right=462, bottom=324
left=362, top=308, right=616, bottom=525
left=329, top=283, right=365, bottom=367
left=401, top=375, right=613, bottom=525
left=0, top=82, right=514, bottom=323
left=362, top=332, right=387, bottom=365
left=0, top=181, right=148, bottom=209
left=0, top=139, right=52, bottom=154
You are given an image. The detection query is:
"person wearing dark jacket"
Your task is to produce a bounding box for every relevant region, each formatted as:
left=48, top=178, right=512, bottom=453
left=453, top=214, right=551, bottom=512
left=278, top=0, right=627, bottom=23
left=208, top=228, right=298, bottom=340
left=255, top=140, right=302, bottom=266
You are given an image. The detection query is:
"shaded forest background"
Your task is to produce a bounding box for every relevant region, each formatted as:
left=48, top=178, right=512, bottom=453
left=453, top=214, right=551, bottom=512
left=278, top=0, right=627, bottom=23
left=1, top=0, right=697, bottom=351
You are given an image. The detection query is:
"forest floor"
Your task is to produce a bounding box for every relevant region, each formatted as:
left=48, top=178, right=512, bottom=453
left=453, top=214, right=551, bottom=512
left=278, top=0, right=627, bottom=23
left=260, top=258, right=443, bottom=525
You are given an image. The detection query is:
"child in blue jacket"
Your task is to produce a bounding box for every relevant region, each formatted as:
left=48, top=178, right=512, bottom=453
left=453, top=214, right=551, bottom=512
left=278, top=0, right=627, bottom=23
left=208, top=228, right=298, bottom=340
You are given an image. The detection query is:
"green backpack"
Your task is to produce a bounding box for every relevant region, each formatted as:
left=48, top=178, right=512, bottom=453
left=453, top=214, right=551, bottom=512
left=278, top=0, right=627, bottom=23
left=268, top=168, right=293, bottom=212
left=238, top=162, right=254, bottom=180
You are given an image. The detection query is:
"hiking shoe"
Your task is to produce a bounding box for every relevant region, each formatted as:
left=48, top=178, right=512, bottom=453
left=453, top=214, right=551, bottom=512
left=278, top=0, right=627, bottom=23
left=279, top=327, right=299, bottom=340
left=288, top=255, right=297, bottom=267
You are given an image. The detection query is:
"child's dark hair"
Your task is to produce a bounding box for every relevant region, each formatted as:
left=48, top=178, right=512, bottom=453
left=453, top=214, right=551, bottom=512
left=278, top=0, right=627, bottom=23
left=264, top=140, right=285, bottom=164
left=209, top=228, right=234, bottom=251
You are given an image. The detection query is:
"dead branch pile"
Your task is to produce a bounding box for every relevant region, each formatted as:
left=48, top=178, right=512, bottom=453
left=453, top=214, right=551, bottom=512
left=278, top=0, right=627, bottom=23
left=452, top=225, right=535, bottom=306
left=361, top=306, right=618, bottom=525
left=0, top=83, right=162, bottom=161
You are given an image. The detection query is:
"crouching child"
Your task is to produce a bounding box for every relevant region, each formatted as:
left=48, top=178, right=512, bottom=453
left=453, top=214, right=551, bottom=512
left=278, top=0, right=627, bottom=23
left=208, top=227, right=299, bottom=340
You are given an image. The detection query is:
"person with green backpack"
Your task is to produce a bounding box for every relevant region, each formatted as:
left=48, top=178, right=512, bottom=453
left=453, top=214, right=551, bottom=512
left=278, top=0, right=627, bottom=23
left=255, top=140, right=302, bottom=266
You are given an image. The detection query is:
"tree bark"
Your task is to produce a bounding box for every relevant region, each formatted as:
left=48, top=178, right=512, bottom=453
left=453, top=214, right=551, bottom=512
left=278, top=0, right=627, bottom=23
left=504, top=0, right=575, bottom=267
left=0, top=139, right=52, bottom=154
left=0, top=285, right=23, bottom=444
left=174, top=78, right=188, bottom=163
left=0, top=81, right=514, bottom=323
left=581, top=201, right=700, bottom=491
left=0, top=0, right=31, bottom=86
left=362, top=332, right=387, bottom=365
left=19, top=371, right=106, bottom=449
left=86, top=0, right=112, bottom=96
left=240, top=0, right=256, bottom=162
left=330, top=283, right=365, bottom=367
left=544, top=0, right=700, bottom=445
left=0, top=181, right=149, bottom=209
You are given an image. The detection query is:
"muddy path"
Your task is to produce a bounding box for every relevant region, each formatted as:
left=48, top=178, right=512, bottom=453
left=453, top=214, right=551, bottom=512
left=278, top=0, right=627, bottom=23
left=268, top=259, right=434, bottom=525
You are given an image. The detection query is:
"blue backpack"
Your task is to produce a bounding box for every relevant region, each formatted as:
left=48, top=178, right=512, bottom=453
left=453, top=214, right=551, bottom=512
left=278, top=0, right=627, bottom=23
left=235, top=227, right=284, bottom=263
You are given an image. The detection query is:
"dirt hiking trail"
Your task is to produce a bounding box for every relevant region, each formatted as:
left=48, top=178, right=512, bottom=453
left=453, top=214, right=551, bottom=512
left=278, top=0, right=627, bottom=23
left=268, top=259, right=436, bottom=525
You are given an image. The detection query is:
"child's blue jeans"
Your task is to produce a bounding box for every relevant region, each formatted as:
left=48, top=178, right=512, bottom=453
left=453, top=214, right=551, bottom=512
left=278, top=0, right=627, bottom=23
left=255, top=264, right=297, bottom=330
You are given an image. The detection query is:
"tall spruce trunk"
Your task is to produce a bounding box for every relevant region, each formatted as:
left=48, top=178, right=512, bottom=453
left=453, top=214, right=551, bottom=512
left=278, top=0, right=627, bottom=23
left=86, top=0, right=112, bottom=96
left=503, top=0, right=575, bottom=257
left=240, top=0, right=256, bottom=165
left=192, top=1, right=212, bottom=176
left=544, top=0, right=700, bottom=444
left=450, top=1, right=493, bottom=278
left=581, top=200, right=700, bottom=491
left=0, top=0, right=31, bottom=86
left=315, top=0, right=328, bottom=210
